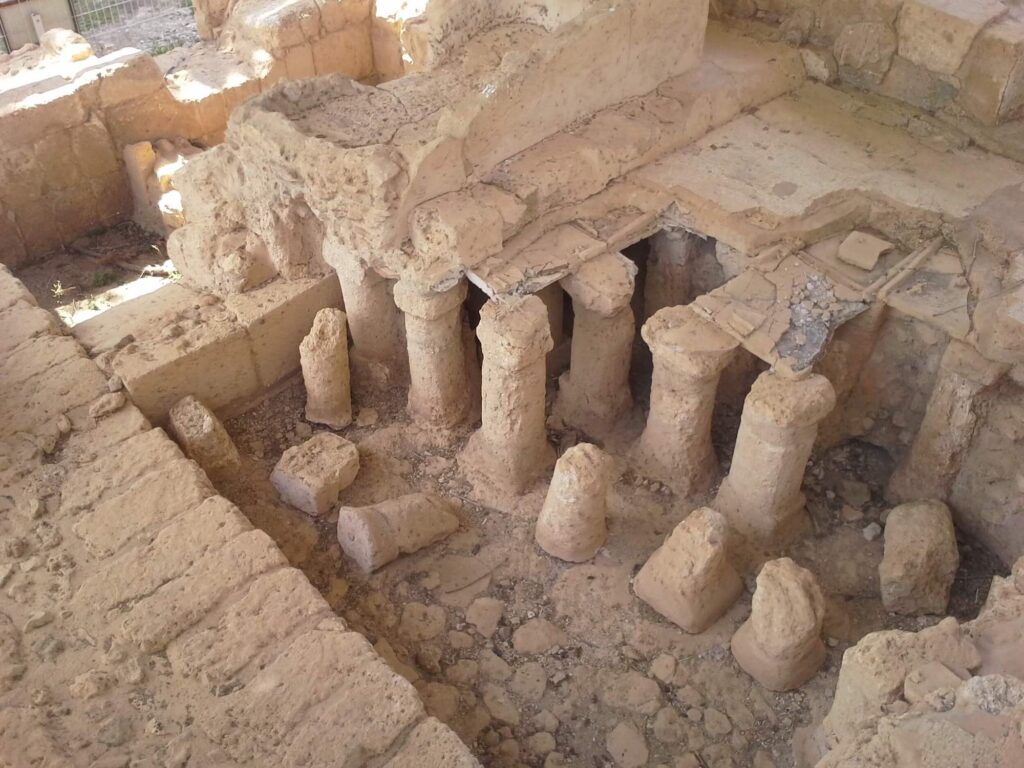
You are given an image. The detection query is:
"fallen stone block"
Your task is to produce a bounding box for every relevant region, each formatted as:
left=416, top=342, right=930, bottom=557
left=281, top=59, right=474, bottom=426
left=535, top=443, right=614, bottom=562
left=880, top=500, right=959, bottom=615
left=0, top=301, right=60, bottom=355
left=381, top=717, right=480, bottom=767
left=633, top=507, right=742, bottom=633
left=271, top=433, right=359, bottom=516
left=168, top=395, right=241, bottom=475
left=337, top=493, right=460, bottom=572
left=731, top=558, right=826, bottom=691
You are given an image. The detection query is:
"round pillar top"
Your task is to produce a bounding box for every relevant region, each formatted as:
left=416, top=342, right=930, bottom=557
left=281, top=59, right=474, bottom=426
left=477, top=294, right=553, bottom=369
left=642, top=306, right=739, bottom=376
left=561, top=252, right=637, bottom=316
left=744, top=370, right=836, bottom=428
left=393, top=278, right=467, bottom=320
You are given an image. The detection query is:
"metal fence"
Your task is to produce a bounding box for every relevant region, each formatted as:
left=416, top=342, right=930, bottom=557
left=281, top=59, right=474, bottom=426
left=70, top=0, right=196, bottom=55
left=0, top=16, right=9, bottom=54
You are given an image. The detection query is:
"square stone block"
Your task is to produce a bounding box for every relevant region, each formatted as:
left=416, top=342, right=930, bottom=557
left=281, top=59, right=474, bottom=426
left=271, top=433, right=359, bottom=516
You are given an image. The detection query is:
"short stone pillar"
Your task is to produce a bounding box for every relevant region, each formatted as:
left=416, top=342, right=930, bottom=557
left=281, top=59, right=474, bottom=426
left=632, top=306, right=739, bottom=495
left=644, top=229, right=702, bottom=319
left=300, top=308, right=352, bottom=429
left=633, top=507, right=743, bottom=633
left=462, top=295, right=554, bottom=494
left=393, top=279, right=469, bottom=427
left=535, top=443, right=614, bottom=562
left=551, top=252, right=637, bottom=438
left=325, top=241, right=406, bottom=379
left=731, top=558, right=826, bottom=691
left=715, top=371, right=836, bottom=545
left=879, top=500, right=959, bottom=616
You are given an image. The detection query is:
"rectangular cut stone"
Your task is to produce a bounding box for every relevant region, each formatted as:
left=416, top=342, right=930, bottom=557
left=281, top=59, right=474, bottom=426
left=224, top=275, right=343, bottom=388
left=112, top=315, right=260, bottom=422
left=0, top=336, right=85, bottom=389
left=121, top=529, right=287, bottom=652
left=73, top=458, right=215, bottom=556
left=75, top=496, right=250, bottom=613
left=382, top=718, right=480, bottom=768
left=204, top=621, right=424, bottom=765
left=72, top=282, right=200, bottom=354
left=0, top=357, right=108, bottom=437
left=61, top=406, right=151, bottom=466
left=0, top=302, right=60, bottom=355
left=61, top=429, right=184, bottom=513
left=167, top=567, right=331, bottom=690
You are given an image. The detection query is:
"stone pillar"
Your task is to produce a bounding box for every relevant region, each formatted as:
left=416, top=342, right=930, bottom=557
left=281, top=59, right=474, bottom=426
left=393, top=279, right=469, bottom=427
left=300, top=308, right=352, bottom=429
left=731, top=558, right=825, bottom=691
left=632, top=306, right=739, bottom=495
left=644, top=229, right=702, bottom=319
left=461, top=295, right=553, bottom=494
left=552, top=252, right=637, bottom=438
left=887, top=340, right=1006, bottom=503
left=535, top=443, right=613, bottom=562
left=633, top=507, right=743, bottom=633
left=325, top=241, right=407, bottom=380
left=715, top=371, right=836, bottom=545
left=337, top=493, right=460, bottom=572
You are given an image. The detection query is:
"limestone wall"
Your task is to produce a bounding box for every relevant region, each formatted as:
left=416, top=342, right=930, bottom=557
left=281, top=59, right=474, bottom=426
left=169, top=0, right=712, bottom=295
left=0, top=0, right=373, bottom=268
left=0, top=261, right=479, bottom=766
left=715, top=0, right=1024, bottom=158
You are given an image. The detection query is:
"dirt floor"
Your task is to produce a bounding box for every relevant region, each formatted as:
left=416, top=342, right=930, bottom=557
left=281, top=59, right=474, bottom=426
left=15, top=223, right=177, bottom=326
left=215, top=352, right=1007, bottom=768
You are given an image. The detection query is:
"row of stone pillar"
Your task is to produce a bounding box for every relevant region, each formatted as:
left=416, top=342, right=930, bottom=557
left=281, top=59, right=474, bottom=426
left=329, top=238, right=836, bottom=546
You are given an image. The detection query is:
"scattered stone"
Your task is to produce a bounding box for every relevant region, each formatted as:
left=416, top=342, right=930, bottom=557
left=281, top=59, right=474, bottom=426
left=879, top=500, right=959, bottom=615
left=356, top=407, right=379, bottom=427
left=272, top=432, right=359, bottom=516
left=482, top=684, right=520, bottom=725
left=535, top=443, right=613, bottom=562
left=399, top=603, right=446, bottom=642
left=633, top=508, right=743, bottom=633
left=445, top=659, right=479, bottom=686
left=512, top=618, right=568, bottom=654
left=606, top=721, right=649, bottom=768
left=300, top=308, right=352, bottom=429
left=466, top=597, right=503, bottom=638
left=703, top=707, right=732, bottom=736
left=650, top=653, right=677, bottom=683
left=479, top=650, right=513, bottom=682
left=731, top=558, right=826, bottom=691
left=863, top=522, right=882, bottom=541
left=69, top=669, right=115, bottom=699
left=511, top=661, right=547, bottom=701
left=837, top=478, right=871, bottom=509
left=525, top=731, right=557, bottom=756
left=903, top=660, right=965, bottom=705
left=89, top=392, right=126, bottom=418
left=167, top=395, right=240, bottom=474
left=602, top=670, right=663, bottom=715
left=337, top=493, right=459, bottom=572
